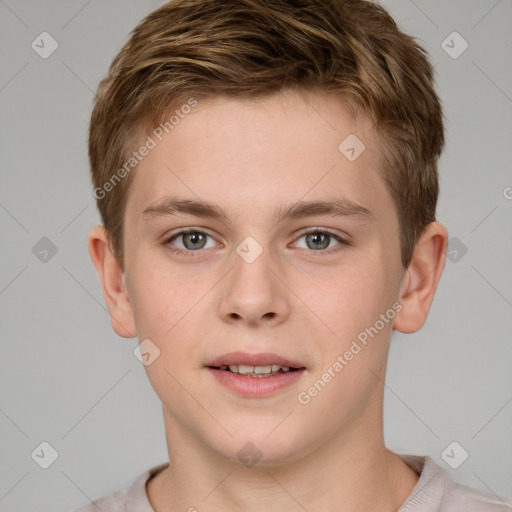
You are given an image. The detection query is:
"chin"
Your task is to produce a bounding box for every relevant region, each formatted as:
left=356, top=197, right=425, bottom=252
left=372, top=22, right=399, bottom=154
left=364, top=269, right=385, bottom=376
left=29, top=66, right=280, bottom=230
left=210, top=424, right=307, bottom=468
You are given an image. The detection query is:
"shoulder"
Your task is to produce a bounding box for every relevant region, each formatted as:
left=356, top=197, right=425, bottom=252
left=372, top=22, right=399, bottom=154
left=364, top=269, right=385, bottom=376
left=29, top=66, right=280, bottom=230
left=442, top=481, right=512, bottom=512
left=398, top=454, right=512, bottom=512
left=67, top=488, right=128, bottom=512
left=66, top=462, right=169, bottom=512
left=67, top=487, right=129, bottom=512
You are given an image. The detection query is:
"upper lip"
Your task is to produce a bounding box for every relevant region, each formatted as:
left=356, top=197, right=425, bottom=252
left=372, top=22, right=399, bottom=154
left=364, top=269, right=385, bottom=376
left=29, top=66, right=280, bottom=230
left=206, top=351, right=305, bottom=369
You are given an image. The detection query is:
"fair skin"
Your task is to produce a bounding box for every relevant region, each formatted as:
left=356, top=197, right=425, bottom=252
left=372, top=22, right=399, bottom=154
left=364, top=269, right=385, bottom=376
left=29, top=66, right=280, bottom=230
left=89, top=89, right=448, bottom=512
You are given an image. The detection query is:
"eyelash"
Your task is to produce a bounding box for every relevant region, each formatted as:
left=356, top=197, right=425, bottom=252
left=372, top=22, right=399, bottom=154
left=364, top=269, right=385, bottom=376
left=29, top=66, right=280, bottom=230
left=164, top=228, right=350, bottom=257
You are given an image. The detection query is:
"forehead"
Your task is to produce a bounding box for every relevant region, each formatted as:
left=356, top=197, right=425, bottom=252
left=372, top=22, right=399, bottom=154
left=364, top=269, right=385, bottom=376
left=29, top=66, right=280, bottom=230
left=125, top=90, right=391, bottom=224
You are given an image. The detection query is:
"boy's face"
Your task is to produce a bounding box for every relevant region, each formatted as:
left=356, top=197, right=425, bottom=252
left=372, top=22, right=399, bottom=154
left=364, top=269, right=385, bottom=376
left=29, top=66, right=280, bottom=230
left=119, top=90, right=408, bottom=463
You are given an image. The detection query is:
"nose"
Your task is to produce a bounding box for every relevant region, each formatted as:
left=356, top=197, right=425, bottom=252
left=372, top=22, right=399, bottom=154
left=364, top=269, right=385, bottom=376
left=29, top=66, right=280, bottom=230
left=217, top=243, right=291, bottom=327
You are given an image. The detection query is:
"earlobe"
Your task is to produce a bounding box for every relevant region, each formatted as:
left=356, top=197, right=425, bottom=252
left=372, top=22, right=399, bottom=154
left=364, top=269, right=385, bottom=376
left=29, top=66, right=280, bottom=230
left=88, top=225, right=137, bottom=338
left=393, top=222, right=448, bottom=334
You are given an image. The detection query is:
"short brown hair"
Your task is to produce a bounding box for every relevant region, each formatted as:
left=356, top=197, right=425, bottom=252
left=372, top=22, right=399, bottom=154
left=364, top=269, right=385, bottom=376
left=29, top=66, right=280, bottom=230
left=89, top=0, right=444, bottom=270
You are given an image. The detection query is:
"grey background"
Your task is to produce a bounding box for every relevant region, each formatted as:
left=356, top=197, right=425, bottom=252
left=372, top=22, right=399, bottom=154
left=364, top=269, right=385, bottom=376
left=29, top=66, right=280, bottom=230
left=0, top=0, right=511, bottom=510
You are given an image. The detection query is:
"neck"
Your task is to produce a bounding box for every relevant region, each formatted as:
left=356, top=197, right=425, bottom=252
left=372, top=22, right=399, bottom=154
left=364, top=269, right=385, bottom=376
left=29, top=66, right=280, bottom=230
left=147, top=407, right=419, bottom=512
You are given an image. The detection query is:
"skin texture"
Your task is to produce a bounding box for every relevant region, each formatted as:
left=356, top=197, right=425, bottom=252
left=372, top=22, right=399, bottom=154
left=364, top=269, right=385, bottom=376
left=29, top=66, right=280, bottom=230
left=89, top=89, right=448, bottom=511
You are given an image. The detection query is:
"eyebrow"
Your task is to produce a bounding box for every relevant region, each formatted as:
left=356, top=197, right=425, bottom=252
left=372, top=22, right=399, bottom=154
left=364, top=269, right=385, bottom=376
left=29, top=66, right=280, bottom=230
left=141, top=196, right=373, bottom=226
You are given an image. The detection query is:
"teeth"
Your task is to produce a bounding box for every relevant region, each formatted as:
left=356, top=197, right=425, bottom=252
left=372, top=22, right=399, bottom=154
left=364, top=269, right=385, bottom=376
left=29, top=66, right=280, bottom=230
left=221, top=364, right=294, bottom=376
left=238, top=364, right=253, bottom=375
left=254, top=365, right=272, bottom=374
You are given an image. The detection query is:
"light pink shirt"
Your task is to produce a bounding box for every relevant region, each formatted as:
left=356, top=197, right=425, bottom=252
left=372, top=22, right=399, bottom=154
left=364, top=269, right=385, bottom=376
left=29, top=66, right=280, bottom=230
left=69, top=454, right=512, bottom=511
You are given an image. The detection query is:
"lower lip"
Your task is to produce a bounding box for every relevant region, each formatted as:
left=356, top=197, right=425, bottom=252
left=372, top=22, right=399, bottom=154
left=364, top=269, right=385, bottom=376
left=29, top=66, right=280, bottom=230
left=207, top=368, right=305, bottom=397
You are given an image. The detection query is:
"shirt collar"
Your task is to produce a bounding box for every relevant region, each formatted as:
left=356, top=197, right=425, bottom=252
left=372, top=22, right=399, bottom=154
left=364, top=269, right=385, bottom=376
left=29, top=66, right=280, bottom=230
left=123, top=455, right=452, bottom=511
left=125, top=461, right=169, bottom=512
left=397, top=454, right=453, bottom=511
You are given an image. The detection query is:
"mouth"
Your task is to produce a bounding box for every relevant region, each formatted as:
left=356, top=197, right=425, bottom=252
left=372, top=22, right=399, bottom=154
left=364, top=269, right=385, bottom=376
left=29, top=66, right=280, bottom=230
left=208, top=364, right=301, bottom=378
left=205, top=352, right=306, bottom=397
left=206, top=351, right=306, bottom=375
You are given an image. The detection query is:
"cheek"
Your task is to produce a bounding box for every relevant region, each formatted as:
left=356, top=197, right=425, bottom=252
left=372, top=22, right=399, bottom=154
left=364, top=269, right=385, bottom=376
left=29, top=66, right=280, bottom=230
left=319, top=264, right=393, bottom=330
left=127, top=259, right=206, bottom=342
left=308, top=256, right=399, bottom=372
left=295, top=271, right=396, bottom=424
left=127, top=264, right=210, bottom=396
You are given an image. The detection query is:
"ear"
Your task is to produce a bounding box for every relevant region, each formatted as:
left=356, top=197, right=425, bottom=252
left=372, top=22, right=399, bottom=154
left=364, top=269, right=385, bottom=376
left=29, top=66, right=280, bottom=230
left=393, top=222, right=448, bottom=334
left=88, top=225, right=137, bottom=338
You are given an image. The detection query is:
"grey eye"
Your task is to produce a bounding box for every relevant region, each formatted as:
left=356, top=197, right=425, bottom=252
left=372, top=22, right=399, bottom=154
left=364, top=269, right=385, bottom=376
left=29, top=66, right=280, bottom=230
left=169, top=231, right=216, bottom=251
left=294, top=231, right=342, bottom=251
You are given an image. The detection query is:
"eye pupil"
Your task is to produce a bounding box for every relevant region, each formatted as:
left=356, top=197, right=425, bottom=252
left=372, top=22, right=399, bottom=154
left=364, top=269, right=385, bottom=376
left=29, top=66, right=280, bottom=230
left=184, top=231, right=207, bottom=250
left=306, top=232, right=330, bottom=250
